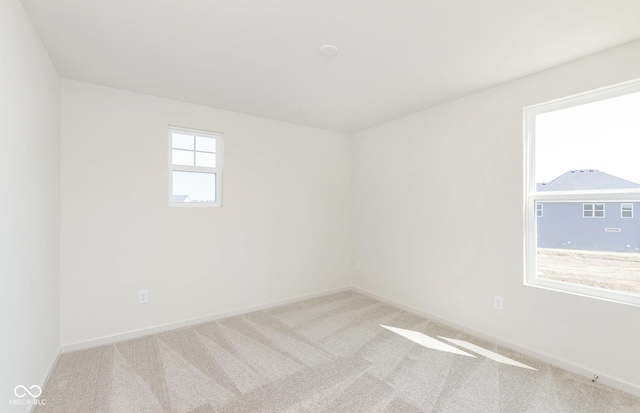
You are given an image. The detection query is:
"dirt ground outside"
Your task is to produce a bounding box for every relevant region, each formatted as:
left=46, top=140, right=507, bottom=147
left=537, top=248, right=640, bottom=295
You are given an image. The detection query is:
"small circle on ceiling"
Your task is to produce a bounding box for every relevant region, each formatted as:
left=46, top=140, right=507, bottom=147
left=318, top=44, right=339, bottom=57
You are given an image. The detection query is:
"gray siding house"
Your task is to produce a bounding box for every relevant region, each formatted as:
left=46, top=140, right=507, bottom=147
left=537, top=170, right=640, bottom=252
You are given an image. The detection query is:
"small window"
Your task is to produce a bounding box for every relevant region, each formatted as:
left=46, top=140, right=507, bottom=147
left=583, top=203, right=604, bottom=218
left=169, top=127, right=222, bottom=207
left=536, top=203, right=543, bottom=217
left=622, top=203, right=633, bottom=218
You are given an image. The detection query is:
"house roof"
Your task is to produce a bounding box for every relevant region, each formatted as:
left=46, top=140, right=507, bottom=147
left=537, top=170, right=640, bottom=191
left=171, top=195, right=191, bottom=203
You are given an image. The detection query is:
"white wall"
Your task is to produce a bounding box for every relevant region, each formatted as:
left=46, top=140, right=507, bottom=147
left=353, top=40, right=640, bottom=393
left=60, top=80, right=352, bottom=347
left=0, top=0, right=61, bottom=410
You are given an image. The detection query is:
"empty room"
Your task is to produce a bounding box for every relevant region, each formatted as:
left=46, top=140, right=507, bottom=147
left=3, top=0, right=640, bottom=412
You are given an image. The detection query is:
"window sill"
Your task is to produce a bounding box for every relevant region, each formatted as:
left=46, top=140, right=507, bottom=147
left=524, top=276, right=640, bottom=307
left=168, top=202, right=221, bottom=208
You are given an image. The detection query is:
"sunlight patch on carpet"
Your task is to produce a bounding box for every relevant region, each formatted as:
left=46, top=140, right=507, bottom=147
left=380, top=325, right=476, bottom=357
left=438, top=337, right=537, bottom=370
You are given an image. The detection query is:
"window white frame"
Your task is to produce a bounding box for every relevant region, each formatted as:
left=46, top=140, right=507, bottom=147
left=582, top=203, right=604, bottom=218
left=524, top=78, right=640, bottom=306
left=168, top=126, right=223, bottom=207
left=621, top=203, right=633, bottom=218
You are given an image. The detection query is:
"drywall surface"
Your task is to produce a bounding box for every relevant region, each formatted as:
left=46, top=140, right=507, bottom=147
left=353, top=40, right=640, bottom=392
left=60, top=81, right=352, bottom=346
left=0, top=0, right=61, bottom=410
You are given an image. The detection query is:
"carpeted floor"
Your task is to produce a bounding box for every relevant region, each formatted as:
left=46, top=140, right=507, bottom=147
left=36, top=291, right=640, bottom=412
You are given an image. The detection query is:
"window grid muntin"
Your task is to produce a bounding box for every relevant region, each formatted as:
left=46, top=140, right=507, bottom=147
left=171, top=134, right=217, bottom=168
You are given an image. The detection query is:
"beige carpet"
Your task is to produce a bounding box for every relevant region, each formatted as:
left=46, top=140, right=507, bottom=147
left=37, top=291, right=640, bottom=412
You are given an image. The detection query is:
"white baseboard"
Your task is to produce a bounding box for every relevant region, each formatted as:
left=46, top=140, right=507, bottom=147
left=28, top=348, right=61, bottom=413
left=58, top=284, right=639, bottom=397
left=351, top=286, right=640, bottom=398
left=61, top=286, right=351, bottom=353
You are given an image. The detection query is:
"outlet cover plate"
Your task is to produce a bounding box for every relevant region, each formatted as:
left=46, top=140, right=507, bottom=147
left=493, top=295, right=504, bottom=311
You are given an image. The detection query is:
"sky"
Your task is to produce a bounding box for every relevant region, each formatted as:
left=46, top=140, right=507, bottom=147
left=535, top=89, right=640, bottom=184
left=173, top=171, right=216, bottom=202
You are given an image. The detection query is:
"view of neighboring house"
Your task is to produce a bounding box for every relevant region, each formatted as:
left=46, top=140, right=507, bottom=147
left=171, top=195, right=192, bottom=203
left=537, top=169, right=640, bottom=252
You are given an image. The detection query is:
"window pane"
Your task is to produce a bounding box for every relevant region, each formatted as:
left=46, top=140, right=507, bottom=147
left=196, top=136, right=216, bottom=152
left=534, top=90, right=640, bottom=186
left=594, top=204, right=604, bottom=211
left=172, top=133, right=194, bottom=150
left=172, top=149, right=194, bottom=166
left=195, top=151, right=216, bottom=167
left=537, top=201, right=640, bottom=294
left=584, top=204, right=593, bottom=211
left=172, top=171, right=216, bottom=202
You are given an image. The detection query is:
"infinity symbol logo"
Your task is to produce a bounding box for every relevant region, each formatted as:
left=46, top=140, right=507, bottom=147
left=14, top=385, right=42, bottom=398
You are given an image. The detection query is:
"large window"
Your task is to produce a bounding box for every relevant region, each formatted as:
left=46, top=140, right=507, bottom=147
left=524, top=80, right=640, bottom=306
left=169, top=127, right=222, bottom=207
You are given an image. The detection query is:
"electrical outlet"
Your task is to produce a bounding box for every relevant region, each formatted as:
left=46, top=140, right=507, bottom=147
left=355, top=262, right=361, bottom=272
left=138, top=289, right=149, bottom=304
left=493, top=295, right=504, bottom=311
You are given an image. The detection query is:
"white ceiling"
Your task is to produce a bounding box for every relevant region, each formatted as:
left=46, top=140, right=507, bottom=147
left=21, top=0, right=640, bottom=132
